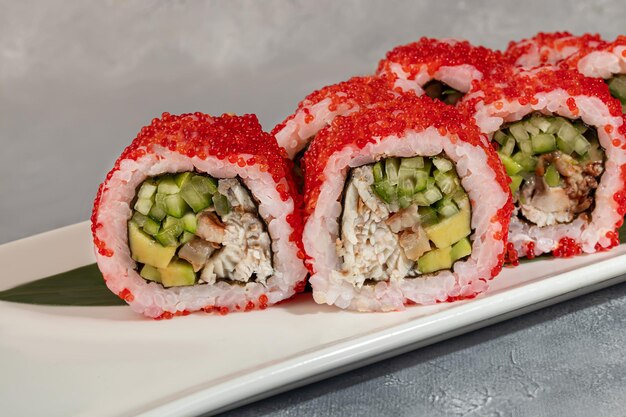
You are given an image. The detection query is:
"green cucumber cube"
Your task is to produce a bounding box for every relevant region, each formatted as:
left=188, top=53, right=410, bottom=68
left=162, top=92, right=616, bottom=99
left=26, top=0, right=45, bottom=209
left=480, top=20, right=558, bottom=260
left=179, top=231, right=195, bottom=244
left=493, top=131, right=509, bottom=145
left=544, top=164, right=561, bottom=187
left=509, top=123, right=529, bottom=142
left=372, top=162, right=384, bottom=182
left=432, top=157, right=453, bottom=173
left=529, top=116, right=553, bottom=133
left=524, top=121, right=540, bottom=136
left=174, top=172, right=194, bottom=188
left=500, top=137, right=516, bottom=156
left=509, top=175, right=523, bottom=194
left=164, top=193, right=190, bottom=218
left=191, top=175, right=218, bottom=195
left=134, top=198, right=153, bottom=216
left=212, top=193, right=231, bottom=216
left=373, top=181, right=397, bottom=204
left=182, top=212, right=197, bottom=233
left=414, top=170, right=428, bottom=192
left=157, top=176, right=180, bottom=194
left=573, top=135, right=591, bottom=155
left=418, top=206, right=439, bottom=226
left=400, top=156, right=424, bottom=169
left=512, top=152, right=537, bottom=172
left=531, top=133, right=556, bottom=154
left=556, top=136, right=574, bottom=154
left=385, top=158, right=400, bottom=185
left=131, top=212, right=148, bottom=227
left=142, top=217, right=161, bottom=236
left=498, top=153, right=523, bottom=176
left=137, top=182, right=157, bottom=199
left=557, top=122, right=579, bottom=143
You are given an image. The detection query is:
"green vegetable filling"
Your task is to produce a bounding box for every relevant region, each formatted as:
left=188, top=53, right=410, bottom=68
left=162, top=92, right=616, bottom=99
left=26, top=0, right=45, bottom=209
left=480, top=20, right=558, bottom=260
left=369, top=155, right=472, bottom=275
left=128, top=172, right=245, bottom=288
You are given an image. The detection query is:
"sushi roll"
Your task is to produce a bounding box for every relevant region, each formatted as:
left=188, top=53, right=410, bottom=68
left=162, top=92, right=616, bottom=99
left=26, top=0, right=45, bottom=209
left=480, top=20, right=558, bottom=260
left=376, top=37, right=509, bottom=106
left=302, top=95, right=513, bottom=311
left=505, top=32, right=605, bottom=69
left=461, top=68, right=626, bottom=260
left=91, top=112, right=307, bottom=318
left=272, top=75, right=397, bottom=160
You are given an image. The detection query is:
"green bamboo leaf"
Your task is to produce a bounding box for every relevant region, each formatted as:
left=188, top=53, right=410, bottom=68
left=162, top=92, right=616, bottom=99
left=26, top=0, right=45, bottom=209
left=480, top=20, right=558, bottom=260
left=0, top=264, right=125, bottom=306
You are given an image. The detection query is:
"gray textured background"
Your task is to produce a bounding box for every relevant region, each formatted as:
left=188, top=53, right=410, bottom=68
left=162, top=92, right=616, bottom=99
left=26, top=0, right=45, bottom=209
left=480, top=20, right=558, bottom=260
left=2, top=1, right=626, bottom=416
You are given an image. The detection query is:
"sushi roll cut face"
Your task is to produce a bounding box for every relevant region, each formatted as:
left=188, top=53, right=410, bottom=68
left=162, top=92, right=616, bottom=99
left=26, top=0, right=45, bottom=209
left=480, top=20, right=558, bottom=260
left=338, top=155, right=473, bottom=287
left=303, top=96, right=512, bottom=310
left=494, top=114, right=604, bottom=229
left=92, top=113, right=307, bottom=317
left=128, top=173, right=273, bottom=288
left=464, top=69, right=626, bottom=257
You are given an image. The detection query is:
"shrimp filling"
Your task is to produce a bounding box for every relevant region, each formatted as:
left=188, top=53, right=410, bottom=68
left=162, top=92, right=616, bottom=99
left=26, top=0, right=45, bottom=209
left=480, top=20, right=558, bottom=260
left=494, top=113, right=605, bottom=227
left=127, top=172, right=273, bottom=287
left=336, top=156, right=473, bottom=287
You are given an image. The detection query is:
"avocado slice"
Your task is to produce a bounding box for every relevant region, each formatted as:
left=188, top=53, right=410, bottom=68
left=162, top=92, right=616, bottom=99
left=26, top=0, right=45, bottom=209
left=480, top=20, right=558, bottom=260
left=424, top=203, right=471, bottom=249
left=158, top=258, right=196, bottom=287
left=417, top=246, right=453, bottom=274
left=451, top=237, right=472, bottom=262
left=128, top=221, right=176, bottom=269
left=140, top=264, right=162, bottom=283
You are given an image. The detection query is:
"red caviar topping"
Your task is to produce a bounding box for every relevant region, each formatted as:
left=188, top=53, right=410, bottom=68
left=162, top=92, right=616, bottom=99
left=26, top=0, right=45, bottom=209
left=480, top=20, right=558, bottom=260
left=504, top=242, right=520, bottom=266
left=118, top=288, right=134, bottom=302
left=271, top=76, right=397, bottom=138
left=613, top=139, right=621, bottom=147
left=505, top=32, right=605, bottom=67
left=553, top=237, right=582, bottom=258
left=377, top=38, right=511, bottom=88
left=244, top=301, right=255, bottom=311
left=605, top=125, right=614, bottom=134
left=258, top=294, right=269, bottom=309
left=525, top=242, right=536, bottom=260
left=461, top=67, right=623, bottom=119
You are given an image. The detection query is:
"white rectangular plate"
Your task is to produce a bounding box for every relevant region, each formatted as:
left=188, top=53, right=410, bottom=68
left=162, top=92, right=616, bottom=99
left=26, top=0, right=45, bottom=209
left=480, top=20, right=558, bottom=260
left=1, top=222, right=625, bottom=417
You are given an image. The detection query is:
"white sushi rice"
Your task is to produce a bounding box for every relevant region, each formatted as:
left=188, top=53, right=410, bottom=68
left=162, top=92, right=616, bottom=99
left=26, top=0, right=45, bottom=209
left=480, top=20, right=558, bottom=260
left=304, top=128, right=509, bottom=311
left=574, top=44, right=626, bottom=79
left=274, top=97, right=361, bottom=159
left=383, top=62, right=484, bottom=96
left=467, top=88, right=626, bottom=256
left=93, top=147, right=307, bottom=318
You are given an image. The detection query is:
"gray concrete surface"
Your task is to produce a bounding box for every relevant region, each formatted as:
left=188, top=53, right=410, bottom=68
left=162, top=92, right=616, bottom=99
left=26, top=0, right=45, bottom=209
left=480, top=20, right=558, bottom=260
left=2, top=1, right=625, bottom=416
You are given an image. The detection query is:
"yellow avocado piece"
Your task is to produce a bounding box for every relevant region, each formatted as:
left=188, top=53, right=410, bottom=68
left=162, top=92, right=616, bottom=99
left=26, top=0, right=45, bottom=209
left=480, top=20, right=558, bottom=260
left=128, top=221, right=176, bottom=269
left=417, top=246, right=453, bottom=274
left=425, top=203, right=471, bottom=249
left=158, top=258, right=196, bottom=287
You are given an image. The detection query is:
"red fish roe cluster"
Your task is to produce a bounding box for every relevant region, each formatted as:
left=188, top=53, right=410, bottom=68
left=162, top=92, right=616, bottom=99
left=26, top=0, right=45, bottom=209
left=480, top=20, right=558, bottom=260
left=302, top=94, right=512, bottom=218
left=552, top=237, right=583, bottom=258
left=376, top=37, right=512, bottom=87
left=504, top=242, right=520, bottom=266
left=91, top=112, right=305, bottom=262
left=525, top=242, right=536, bottom=260
left=462, top=67, right=624, bottom=119
left=505, top=32, right=605, bottom=66
left=271, top=76, right=397, bottom=137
